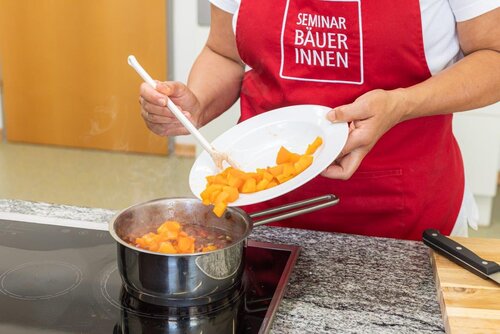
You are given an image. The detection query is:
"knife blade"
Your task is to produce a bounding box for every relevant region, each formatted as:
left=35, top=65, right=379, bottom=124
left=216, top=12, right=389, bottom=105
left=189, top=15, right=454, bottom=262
left=422, top=228, right=500, bottom=285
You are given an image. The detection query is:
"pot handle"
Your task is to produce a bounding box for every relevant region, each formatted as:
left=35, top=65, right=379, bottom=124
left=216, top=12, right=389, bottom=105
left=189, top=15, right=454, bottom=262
left=249, top=194, right=339, bottom=227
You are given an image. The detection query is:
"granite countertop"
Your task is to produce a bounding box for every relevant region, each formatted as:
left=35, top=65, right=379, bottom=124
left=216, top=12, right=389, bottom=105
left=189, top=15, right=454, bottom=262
left=0, top=199, right=444, bottom=334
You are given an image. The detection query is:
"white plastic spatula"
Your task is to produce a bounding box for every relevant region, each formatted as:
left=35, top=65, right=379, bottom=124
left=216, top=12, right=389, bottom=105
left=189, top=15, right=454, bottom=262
left=127, top=55, right=239, bottom=170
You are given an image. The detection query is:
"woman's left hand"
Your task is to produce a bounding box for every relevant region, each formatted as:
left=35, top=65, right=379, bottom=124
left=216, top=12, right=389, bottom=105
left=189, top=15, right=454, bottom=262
left=321, top=88, right=407, bottom=180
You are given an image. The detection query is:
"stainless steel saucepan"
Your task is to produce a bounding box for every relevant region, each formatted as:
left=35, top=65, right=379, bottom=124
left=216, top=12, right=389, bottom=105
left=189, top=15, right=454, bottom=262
left=109, top=194, right=338, bottom=305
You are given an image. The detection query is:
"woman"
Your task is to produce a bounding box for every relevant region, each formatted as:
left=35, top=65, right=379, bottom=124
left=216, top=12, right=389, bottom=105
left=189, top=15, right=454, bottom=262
left=139, top=0, right=500, bottom=240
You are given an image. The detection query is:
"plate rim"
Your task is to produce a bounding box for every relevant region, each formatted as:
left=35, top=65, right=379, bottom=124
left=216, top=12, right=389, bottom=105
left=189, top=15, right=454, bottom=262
left=188, top=104, right=348, bottom=206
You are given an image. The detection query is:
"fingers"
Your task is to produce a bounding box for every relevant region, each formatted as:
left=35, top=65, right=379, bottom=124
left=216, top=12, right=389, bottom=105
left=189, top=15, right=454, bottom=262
left=326, top=91, right=378, bottom=123
left=142, top=112, right=192, bottom=136
left=142, top=106, right=194, bottom=125
left=146, top=121, right=192, bottom=137
left=321, top=122, right=371, bottom=180
left=138, top=80, right=200, bottom=137
left=139, top=81, right=187, bottom=123
left=156, top=81, right=187, bottom=99
left=143, top=109, right=193, bottom=136
left=327, top=103, right=358, bottom=123
left=141, top=103, right=195, bottom=137
left=140, top=83, right=167, bottom=112
left=321, top=149, right=367, bottom=180
left=321, top=89, right=403, bottom=180
left=341, top=124, right=374, bottom=156
left=140, top=97, right=174, bottom=121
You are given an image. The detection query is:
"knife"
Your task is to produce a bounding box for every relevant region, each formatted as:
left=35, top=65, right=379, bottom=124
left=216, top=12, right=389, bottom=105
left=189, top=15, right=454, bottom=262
left=422, top=228, right=500, bottom=284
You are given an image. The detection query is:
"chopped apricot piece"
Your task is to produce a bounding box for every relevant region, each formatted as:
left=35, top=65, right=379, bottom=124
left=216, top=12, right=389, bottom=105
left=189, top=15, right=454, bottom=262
left=294, top=155, right=313, bottom=173
left=213, top=174, right=229, bottom=185
left=222, top=186, right=239, bottom=202
left=227, top=173, right=244, bottom=189
left=209, top=189, right=222, bottom=203
left=160, top=229, right=179, bottom=240
left=256, top=178, right=270, bottom=191
left=200, top=136, right=323, bottom=216
left=247, top=172, right=262, bottom=183
left=241, top=178, right=257, bottom=193
left=215, top=191, right=230, bottom=205
left=267, top=164, right=283, bottom=177
left=202, top=244, right=218, bottom=252
left=148, top=243, right=160, bottom=252
left=266, top=180, right=278, bottom=189
left=133, top=220, right=226, bottom=254
left=157, top=221, right=181, bottom=233
left=157, top=222, right=181, bottom=240
left=135, top=232, right=157, bottom=249
left=228, top=168, right=252, bottom=180
left=281, top=163, right=296, bottom=178
left=276, top=146, right=301, bottom=164
left=306, top=136, right=323, bottom=155
left=158, top=241, right=177, bottom=254
left=177, top=236, right=195, bottom=253
left=262, top=171, right=274, bottom=182
left=213, top=202, right=227, bottom=217
left=276, top=174, right=295, bottom=184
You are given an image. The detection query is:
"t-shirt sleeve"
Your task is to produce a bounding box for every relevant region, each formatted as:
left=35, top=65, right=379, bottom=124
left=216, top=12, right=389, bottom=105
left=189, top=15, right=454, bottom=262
left=449, top=0, right=499, bottom=22
left=209, top=0, right=238, bottom=14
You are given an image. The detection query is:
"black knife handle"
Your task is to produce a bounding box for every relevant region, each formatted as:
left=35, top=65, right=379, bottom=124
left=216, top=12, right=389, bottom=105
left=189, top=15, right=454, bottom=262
left=422, top=229, right=500, bottom=278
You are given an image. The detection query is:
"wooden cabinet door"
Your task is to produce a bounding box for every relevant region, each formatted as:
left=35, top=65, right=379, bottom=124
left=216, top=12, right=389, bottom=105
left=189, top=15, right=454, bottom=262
left=0, top=0, right=168, bottom=155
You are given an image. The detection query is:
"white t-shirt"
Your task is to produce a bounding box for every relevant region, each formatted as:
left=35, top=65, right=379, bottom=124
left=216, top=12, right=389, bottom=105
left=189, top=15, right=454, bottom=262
left=210, top=0, right=499, bottom=74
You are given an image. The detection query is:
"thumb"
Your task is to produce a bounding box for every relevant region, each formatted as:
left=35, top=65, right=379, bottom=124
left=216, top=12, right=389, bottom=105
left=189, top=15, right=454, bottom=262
left=327, top=104, right=356, bottom=123
left=155, top=81, right=172, bottom=95
left=156, top=81, right=185, bottom=98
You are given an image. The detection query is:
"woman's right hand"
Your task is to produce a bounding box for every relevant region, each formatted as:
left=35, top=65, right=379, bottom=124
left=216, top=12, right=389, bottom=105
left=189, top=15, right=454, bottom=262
left=139, top=81, right=201, bottom=136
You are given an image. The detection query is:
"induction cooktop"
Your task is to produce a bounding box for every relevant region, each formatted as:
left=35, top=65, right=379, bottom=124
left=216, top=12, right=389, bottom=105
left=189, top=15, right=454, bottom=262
left=0, top=217, right=300, bottom=334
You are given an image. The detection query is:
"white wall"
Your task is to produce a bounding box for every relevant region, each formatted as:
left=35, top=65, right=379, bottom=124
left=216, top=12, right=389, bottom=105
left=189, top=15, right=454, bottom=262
left=170, top=1, right=240, bottom=155
left=453, top=102, right=500, bottom=225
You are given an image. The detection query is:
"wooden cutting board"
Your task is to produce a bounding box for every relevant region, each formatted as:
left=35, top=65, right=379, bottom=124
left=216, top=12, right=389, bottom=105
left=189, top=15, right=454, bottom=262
left=430, top=236, right=500, bottom=334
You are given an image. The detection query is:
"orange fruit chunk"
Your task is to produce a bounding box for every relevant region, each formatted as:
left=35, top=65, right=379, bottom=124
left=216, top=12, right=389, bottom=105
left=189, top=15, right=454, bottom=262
left=200, top=136, right=323, bottom=217
left=134, top=220, right=218, bottom=254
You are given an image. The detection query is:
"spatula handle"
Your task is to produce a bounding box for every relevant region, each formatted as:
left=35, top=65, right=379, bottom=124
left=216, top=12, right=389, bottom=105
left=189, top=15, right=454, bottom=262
left=422, top=229, right=500, bottom=277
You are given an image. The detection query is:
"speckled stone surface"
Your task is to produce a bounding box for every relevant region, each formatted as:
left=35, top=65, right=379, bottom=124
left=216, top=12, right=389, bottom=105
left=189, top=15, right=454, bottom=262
left=0, top=199, right=116, bottom=223
left=0, top=199, right=444, bottom=333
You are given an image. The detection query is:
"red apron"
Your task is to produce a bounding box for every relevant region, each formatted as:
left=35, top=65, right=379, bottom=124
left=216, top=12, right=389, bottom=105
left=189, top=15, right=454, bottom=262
left=235, top=0, right=464, bottom=240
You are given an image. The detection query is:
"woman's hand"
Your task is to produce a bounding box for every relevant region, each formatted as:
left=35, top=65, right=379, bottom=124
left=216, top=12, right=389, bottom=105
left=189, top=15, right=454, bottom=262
left=322, top=9, right=500, bottom=181
left=138, top=5, right=245, bottom=137
left=139, top=81, right=202, bottom=137
left=321, top=88, right=407, bottom=180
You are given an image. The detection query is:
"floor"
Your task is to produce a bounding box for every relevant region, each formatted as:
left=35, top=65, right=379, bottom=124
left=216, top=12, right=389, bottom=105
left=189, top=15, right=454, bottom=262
left=0, top=142, right=195, bottom=210
left=0, top=141, right=499, bottom=238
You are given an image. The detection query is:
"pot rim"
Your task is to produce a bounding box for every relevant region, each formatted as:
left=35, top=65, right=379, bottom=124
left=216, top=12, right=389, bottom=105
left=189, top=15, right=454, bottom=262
left=108, top=194, right=339, bottom=257
left=108, top=197, right=253, bottom=257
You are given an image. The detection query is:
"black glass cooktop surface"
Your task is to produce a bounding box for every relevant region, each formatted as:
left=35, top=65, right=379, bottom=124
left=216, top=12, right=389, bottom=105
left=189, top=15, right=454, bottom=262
left=0, top=218, right=299, bottom=334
